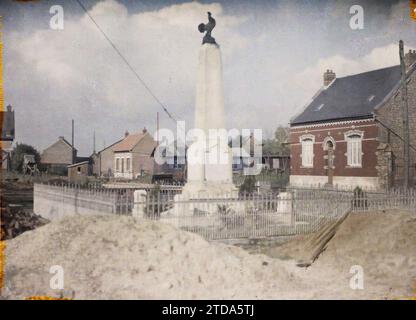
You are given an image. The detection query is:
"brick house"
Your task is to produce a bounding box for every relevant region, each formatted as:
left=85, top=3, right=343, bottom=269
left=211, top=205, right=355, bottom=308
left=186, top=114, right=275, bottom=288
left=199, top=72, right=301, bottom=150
left=289, top=49, right=416, bottom=189
left=112, top=128, right=157, bottom=179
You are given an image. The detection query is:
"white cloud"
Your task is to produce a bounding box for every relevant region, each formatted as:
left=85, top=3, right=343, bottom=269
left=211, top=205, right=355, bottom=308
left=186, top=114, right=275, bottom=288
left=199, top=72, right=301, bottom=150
left=4, top=0, right=414, bottom=152
left=5, top=0, right=248, bottom=154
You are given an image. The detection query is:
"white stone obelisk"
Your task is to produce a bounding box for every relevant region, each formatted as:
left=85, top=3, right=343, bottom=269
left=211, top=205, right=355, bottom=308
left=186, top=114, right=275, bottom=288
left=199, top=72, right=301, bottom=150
left=182, top=43, right=236, bottom=196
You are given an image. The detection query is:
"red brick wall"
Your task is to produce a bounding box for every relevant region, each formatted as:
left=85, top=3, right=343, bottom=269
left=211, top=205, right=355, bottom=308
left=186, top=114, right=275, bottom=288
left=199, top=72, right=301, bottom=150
left=290, top=119, right=379, bottom=177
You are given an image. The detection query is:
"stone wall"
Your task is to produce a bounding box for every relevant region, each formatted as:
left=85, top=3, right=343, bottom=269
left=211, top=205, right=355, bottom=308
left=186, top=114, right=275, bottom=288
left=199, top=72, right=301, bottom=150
left=376, top=64, right=416, bottom=187
left=34, top=184, right=117, bottom=221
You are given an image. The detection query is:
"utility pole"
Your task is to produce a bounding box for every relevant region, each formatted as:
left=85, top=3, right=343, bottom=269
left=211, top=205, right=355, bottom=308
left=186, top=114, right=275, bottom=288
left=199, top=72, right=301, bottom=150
left=72, top=119, right=75, bottom=164
left=93, top=130, right=96, bottom=154
left=156, top=112, right=159, bottom=144
left=399, top=40, right=410, bottom=188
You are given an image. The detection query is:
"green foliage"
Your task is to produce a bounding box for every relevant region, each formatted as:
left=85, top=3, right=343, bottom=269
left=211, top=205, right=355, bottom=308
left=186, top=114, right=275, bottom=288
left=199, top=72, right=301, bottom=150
left=263, top=125, right=289, bottom=155
left=10, top=143, right=41, bottom=173
left=239, top=175, right=257, bottom=194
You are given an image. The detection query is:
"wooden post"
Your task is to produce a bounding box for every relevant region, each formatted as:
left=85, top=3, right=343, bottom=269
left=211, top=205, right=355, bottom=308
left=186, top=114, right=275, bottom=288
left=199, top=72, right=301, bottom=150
left=71, top=119, right=75, bottom=164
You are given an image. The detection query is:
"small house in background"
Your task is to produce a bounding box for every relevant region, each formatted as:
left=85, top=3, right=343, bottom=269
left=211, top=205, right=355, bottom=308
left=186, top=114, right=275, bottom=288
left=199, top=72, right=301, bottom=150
left=289, top=48, right=416, bottom=189
left=67, top=160, right=92, bottom=183
left=1, top=105, right=15, bottom=170
left=40, top=136, right=76, bottom=175
left=112, top=128, right=157, bottom=179
left=262, top=153, right=290, bottom=172
left=92, top=138, right=122, bottom=177
left=153, top=139, right=187, bottom=182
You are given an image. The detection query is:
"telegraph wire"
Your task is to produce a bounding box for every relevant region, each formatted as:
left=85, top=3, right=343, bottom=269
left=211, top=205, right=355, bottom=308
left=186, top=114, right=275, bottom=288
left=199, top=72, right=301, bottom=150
left=75, top=0, right=177, bottom=122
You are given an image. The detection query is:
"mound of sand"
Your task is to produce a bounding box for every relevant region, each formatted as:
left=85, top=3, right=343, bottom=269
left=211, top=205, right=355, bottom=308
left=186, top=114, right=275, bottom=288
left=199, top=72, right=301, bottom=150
left=2, top=210, right=416, bottom=299
left=265, top=210, right=416, bottom=299
left=2, top=215, right=307, bottom=299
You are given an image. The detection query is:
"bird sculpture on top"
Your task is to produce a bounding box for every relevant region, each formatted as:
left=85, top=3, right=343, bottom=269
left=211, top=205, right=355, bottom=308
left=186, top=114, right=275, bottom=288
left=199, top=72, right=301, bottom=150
left=198, top=12, right=217, bottom=44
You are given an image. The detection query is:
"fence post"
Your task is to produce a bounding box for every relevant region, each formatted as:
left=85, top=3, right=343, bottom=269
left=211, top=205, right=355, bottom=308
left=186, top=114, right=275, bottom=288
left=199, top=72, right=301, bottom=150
left=290, top=190, right=295, bottom=227
left=133, top=190, right=147, bottom=218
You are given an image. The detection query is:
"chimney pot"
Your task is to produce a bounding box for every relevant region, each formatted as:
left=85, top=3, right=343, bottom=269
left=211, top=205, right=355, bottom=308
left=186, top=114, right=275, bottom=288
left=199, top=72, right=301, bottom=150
left=125, top=130, right=129, bottom=137
left=323, top=69, right=336, bottom=86
left=404, top=48, right=416, bottom=68
left=142, top=127, right=147, bottom=134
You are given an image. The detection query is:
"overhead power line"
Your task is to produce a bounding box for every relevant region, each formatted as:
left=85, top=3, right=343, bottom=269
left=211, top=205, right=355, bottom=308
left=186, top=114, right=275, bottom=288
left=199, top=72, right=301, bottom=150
left=75, top=0, right=177, bottom=122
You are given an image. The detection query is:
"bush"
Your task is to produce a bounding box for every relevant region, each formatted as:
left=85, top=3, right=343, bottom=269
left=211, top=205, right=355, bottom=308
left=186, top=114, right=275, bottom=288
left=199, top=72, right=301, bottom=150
left=239, top=175, right=257, bottom=194
left=10, top=143, right=41, bottom=173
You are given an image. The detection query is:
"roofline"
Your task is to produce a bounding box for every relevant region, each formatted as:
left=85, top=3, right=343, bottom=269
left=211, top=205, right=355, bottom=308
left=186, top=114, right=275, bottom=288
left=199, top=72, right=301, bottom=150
left=42, top=138, right=77, bottom=154
left=128, top=131, right=148, bottom=152
left=290, top=115, right=374, bottom=127
left=289, top=78, right=337, bottom=124
left=113, top=131, right=152, bottom=152
left=97, top=139, right=123, bottom=153
left=67, top=161, right=89, bottom=168
left=336, top=64, right=400, bottom=80
left=373, top=60, right=416, bottom=112
left=59, top=137, right=75, bottom=149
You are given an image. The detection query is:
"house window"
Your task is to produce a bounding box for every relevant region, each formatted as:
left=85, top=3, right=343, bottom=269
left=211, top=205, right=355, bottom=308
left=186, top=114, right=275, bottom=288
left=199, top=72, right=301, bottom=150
left=121, top=158, right=125, bottom=173
left=126, top=158, right=130, bottom=172
left=116, top=158, right=120, bottom=171
left=300, top=135, right=315, bottom=168
left=345, top=131, right=363, bottom=167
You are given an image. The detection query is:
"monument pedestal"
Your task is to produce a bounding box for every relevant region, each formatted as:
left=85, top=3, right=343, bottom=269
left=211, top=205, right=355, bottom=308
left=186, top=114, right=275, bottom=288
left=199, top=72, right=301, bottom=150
left=168, top=43, right=238, bottom=217
left=182, top=43, right=237, bottom=198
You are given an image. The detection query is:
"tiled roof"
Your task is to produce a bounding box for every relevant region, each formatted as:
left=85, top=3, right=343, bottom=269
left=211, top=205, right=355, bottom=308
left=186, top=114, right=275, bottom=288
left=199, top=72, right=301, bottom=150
left=113, top=132, right=147, bottom=152
left=291, top=65, right=403, bottom=125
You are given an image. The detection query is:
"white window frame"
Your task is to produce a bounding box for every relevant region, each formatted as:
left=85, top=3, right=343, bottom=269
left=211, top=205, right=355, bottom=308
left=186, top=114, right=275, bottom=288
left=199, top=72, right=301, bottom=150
left=344, top=130, right=364, bottom=168
left=299, top=134, right=315, bottom=168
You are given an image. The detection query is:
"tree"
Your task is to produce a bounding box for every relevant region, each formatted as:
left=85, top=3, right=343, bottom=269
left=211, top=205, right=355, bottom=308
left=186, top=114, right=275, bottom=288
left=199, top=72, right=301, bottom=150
left=10, top=143, right=41, bottom=173
left=263, top=125, right=289, bottom=155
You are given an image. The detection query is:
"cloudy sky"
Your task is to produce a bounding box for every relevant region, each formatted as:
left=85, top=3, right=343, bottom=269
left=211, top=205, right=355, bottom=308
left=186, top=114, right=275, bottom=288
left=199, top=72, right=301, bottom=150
left=1, top=0, right=416, bottom=155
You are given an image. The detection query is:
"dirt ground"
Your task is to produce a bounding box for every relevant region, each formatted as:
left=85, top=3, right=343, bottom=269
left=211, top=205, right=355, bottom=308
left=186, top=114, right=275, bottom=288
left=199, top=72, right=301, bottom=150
left=1, top=210, right=415, bottom=299
left=0, top=178, right=50, bottom=240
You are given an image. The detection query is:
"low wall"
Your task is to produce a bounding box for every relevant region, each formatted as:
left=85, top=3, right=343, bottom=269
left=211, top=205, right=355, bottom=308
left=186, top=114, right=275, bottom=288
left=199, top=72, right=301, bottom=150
left=34, top=184, right=117, bottom=221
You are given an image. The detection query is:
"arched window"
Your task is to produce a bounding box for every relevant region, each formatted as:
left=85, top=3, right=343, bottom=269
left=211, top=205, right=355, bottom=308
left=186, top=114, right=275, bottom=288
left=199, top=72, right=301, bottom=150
left=300, top=135, right=315, bottom=168
left=345, top=131, right=363, bottom=167
left=323, top=136, right=336, bottom=150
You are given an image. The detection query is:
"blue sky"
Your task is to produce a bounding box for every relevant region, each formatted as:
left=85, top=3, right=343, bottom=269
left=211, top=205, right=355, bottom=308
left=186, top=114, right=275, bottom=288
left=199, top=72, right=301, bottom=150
left=1, top=0, right=415, bottom=155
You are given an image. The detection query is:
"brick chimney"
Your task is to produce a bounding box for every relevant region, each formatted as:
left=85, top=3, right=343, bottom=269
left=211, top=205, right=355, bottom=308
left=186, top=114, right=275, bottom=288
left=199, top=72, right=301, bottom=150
left=142, top=127, right=147, bottom=134
left=323, top=69, right=336, bottom=86
left=124, top=130, right=129, bottom=137
left=405, top=49, right=416, bottom=68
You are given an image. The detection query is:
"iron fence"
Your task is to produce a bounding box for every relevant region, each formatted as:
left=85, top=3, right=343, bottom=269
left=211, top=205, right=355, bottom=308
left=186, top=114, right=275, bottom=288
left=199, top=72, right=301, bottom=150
left=35, top=183, right=416, bottom=240
left=132, top=187, right=415, bottom=240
